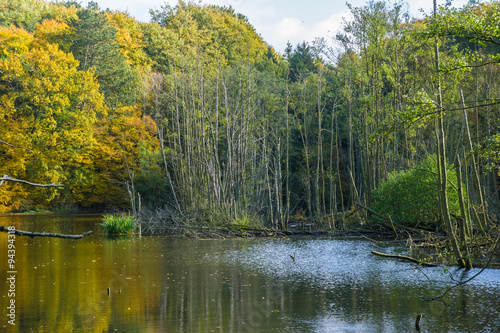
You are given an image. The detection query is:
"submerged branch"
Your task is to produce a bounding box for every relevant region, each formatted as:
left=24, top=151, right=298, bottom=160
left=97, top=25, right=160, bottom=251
left=0, top=225, right=92, bottom=239
left=371, top=250, right=440, bottom=267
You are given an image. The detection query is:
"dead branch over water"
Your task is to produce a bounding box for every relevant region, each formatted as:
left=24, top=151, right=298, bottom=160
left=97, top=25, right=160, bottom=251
left=0, top=225, right=92, bottom=239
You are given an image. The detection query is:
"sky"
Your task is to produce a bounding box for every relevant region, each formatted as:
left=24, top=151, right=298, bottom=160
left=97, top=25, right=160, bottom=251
left=81, top=0, right=471, bottom=52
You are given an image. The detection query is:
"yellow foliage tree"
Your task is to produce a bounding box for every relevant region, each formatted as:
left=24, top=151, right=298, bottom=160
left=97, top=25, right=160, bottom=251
left=34, top=19, right=73, bottom=52
left=0, top=26, right=104, bottom=211
left=76, top=106, right=159, bottom=210
left=105, top=11, right=152, bottom=73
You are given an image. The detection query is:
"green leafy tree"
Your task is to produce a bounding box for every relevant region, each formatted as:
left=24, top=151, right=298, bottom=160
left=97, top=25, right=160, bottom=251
left=0, top=0, right=78, bottom=31
left=70, top=1, right=140, bottom=107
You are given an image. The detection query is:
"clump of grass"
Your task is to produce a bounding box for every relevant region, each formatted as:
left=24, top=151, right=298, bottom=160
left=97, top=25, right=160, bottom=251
left=233, top=214, right=251, bottom=227
left=232, top=212, right=264, bottom=229
left=101, top=214, right=137, bottom=235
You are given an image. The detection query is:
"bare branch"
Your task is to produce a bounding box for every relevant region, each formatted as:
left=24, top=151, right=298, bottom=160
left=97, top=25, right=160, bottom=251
left=356, top=202, right=388, bottom=220
left=0, top=139, right=32, bottom=152
left=444, top=59, right=500, bottom=72
left=0, top=174, right=63, bottom=187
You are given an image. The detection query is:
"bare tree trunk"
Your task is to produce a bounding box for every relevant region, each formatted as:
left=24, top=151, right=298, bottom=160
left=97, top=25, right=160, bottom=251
left=275, top=137, right=283, bottom=229
left=336, top=103, right=346, bottom=228
left=214, top=61, right=222, bottom=204
left=329, top=103, right=337, bottom=229
left=455, top=155, right=472, bottom=268
left=158, top=125, right=182, bottom=214
left=434, top=0, right=463, bottom=266
left=316, top=66, right=323, bottom=219
left=347, top=69, right=358, bottom=208
left=119, top=144, right=137, bottom=215
left=222, top=75, right=234, bottom=219
left=264, top=132, right=274, bottom=225
left=348, top=100, right=359, bottom=205
left=285, top=72, right=291, bottom=229
left=150, top=71, right=182, bottom=214
left=460, top=89, right=488, bottom=231
left=298, top=80, right=313, bottom=218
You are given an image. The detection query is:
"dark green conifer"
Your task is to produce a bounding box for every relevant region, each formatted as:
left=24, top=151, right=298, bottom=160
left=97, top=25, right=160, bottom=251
left=70, top=1, right=140, bottom=108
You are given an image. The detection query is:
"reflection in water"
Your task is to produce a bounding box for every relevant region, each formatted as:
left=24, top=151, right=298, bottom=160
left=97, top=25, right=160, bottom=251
left=0, top=214, right=499, bottom=332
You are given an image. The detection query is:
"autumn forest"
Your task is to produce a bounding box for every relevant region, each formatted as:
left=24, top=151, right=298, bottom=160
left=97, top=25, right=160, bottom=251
left=1, top=0, right=499, bottom=250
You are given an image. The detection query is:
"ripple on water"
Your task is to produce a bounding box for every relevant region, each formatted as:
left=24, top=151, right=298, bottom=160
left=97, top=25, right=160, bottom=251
left=202, top=238, right=500, bottom=332
left=220, top=238, right=500, bottom=289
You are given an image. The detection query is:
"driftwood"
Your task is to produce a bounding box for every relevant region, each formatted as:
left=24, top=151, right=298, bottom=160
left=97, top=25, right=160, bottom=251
left=371, top=250, right=440, bottom=267
left=0, top=225, right=92, bottom=239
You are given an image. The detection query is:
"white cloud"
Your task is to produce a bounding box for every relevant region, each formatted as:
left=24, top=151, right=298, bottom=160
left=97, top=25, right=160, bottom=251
left=407, top=0, right=471, bottom=18
left=306, top=11, right=350, bottom=43
left=275, top=17, right=305, bottom=40
left=261, top=11, right=351, bottom=52
left=80, top=0, right=472, bottom=53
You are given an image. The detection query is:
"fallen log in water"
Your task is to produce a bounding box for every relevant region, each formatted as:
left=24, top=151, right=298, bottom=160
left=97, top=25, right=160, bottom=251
left=0, top=225, right=92, bottom=239
left=371, top=250, right=440, bottom=267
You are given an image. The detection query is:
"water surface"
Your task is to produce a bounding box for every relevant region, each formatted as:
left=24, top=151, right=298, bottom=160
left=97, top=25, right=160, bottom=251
left=0, top=214, right=499, bottom=332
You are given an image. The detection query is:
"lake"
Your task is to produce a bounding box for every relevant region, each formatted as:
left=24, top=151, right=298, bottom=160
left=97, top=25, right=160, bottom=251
left=1, top=214, right=499, bottom=332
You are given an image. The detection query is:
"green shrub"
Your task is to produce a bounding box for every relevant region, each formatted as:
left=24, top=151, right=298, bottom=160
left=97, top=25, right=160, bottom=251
left=101, top=214, right=137, bottom=235
left=371, top=155, right=461, bottom=229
